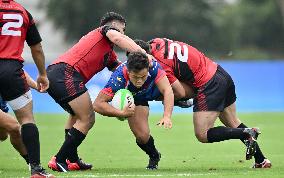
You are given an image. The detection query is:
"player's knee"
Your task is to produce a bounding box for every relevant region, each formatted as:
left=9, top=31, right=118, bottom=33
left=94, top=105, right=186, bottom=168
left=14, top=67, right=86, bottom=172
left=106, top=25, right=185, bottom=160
left=136, top=133, right=150, bottom=144
left=7, top=124, right=21, bottom=138
left=0, top=132, right=8, bottom=141
left=195, top=132, right=208, bottom=143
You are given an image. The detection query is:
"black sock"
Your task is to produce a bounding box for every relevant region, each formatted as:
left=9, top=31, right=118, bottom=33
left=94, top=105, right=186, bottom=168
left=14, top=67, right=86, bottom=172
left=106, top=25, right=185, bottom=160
left=56, top=127, right=86, bottom=163
left=238, top=123, right=266, bottom=163
left=207, top=126, right=247, bottom=143
left=65, top=129, right=70, bottom=140
left=21, top=123, right=40, bottom=165
left=21, top=154, right=29, bottom=164
left=136, top=135, right=159, bottom=159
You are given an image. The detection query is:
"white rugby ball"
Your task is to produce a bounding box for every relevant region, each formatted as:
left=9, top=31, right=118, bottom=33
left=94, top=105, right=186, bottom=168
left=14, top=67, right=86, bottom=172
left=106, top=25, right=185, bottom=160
left=111, top=89, right=134, bottom=121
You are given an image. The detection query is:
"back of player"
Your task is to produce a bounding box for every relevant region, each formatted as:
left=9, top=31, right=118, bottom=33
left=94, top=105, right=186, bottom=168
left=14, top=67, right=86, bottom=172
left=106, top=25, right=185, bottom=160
left=0, top=0, right=34, bottom=60
left=149, top=38, right=217, bottom=89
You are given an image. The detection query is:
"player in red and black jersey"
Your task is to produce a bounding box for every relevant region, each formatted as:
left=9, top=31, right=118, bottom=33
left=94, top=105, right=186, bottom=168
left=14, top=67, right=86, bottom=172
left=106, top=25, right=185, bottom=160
left=0, top=0, right=54, bottom=177
left=46, top=12, right=152, bottom=172
left=135, top=39, right=271, bottom=168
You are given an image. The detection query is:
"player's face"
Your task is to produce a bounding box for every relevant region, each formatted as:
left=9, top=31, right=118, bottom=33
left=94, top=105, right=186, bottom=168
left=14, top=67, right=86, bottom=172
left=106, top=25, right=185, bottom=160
left=111, top=21, right=126, bottom=34
left=128, top=68, right=148, bottom=88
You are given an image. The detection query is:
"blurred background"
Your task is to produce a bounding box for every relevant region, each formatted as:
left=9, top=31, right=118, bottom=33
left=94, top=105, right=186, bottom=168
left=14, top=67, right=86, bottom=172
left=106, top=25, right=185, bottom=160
left=17, top=0, right=284, bottom=113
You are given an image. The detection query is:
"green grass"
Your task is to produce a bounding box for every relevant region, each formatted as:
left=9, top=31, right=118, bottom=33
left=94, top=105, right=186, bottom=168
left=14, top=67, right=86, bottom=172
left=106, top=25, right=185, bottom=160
left=1, top=112, right=284, bottom=178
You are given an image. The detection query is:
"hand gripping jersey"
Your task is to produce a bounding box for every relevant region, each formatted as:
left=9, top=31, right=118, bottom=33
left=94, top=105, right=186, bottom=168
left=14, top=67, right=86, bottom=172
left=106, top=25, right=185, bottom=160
left=0, top=0, right=41, bottom=61
left=52, top=26, right=121, bottom=83
left=101, top=61, right=166, bottom=102
left=149, top=38, right=217, bottom=89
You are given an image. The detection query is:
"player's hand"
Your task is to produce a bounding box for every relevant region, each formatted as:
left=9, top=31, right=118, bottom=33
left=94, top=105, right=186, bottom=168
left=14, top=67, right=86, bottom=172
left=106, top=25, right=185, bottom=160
left=147, top=54, right=154, bottom=67
left=157, top=116, right=172, bottom=129
left=37, top=75, right=49, bottom=93
left=121, top=102, right=135, bottom=118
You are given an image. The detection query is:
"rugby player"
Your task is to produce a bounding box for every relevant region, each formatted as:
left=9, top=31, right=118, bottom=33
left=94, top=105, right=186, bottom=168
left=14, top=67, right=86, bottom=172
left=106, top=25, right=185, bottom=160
left=135, top=38, right=271, bottom=168
left=0, top=0, right=54, bottom=177
left=93, top=52, right=174, bottom=169
left=46, top=12, right=152, bottom=172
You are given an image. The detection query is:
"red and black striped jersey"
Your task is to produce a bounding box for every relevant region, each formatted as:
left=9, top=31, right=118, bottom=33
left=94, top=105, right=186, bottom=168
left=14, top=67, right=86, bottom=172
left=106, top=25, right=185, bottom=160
left=52, top=26, right=121, bottom=83
left=149, top=38, right=217, bottom=88
left=0, top=0, right=42, bottom=61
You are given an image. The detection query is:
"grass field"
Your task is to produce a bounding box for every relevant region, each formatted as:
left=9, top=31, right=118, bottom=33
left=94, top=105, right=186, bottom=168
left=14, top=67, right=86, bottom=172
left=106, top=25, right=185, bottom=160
left=0, top=112, right=283, bottom=178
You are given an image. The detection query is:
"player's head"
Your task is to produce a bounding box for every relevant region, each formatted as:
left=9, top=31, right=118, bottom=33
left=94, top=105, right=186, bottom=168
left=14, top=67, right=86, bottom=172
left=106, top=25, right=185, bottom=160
left=127, top=52, right=149, bottom=88
left=100, top=12, right=126, bottom=34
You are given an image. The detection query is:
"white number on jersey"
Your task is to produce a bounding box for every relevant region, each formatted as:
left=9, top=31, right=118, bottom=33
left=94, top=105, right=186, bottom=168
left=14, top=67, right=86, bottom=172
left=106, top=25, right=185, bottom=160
left=168, top=42, right=188, bottom=62
left=1, top=14, right=23, bottom=36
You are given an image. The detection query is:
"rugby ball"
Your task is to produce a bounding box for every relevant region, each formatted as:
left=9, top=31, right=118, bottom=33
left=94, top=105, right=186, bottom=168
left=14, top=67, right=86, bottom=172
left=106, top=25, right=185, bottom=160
left=111, top=89, right=134, bottom=121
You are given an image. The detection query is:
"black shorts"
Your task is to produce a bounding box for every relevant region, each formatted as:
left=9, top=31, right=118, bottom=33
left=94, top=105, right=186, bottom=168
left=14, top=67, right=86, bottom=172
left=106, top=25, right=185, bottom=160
left=47, top=63, right=87, bottom=115
left=193, top=65, right=237, bottom=112
left=0, top=60, right=29, bottom=101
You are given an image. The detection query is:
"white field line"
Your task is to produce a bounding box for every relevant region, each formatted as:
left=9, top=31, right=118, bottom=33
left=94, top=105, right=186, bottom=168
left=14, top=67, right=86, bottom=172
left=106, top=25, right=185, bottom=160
left=57, top=172, right=216, bottom=177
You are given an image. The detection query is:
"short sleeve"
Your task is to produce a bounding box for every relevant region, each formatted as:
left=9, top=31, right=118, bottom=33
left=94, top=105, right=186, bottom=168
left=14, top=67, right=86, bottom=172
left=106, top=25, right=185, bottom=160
left=25, top=10, right=42, bottom=46
left=101, top=66, right=126, bottom=97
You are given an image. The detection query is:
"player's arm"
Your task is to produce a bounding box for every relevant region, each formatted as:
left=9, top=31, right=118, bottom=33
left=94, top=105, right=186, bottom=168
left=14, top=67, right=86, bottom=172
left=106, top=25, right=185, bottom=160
left=26, top=11, right=49, bottom=93
left=106, top=29, right=153, bottom=63
left=29, top=43, right=49, bottom=92
left=171, top=80, right=195, bottom=99
left=93, top=91, right=134, bottom=118
left=156, top=76, right=174, bottom=129
left=24, top=71, right=37, bottom=90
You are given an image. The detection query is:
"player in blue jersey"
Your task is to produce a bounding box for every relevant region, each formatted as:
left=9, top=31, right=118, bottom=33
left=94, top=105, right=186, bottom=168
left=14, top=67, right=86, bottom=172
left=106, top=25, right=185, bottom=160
left=93, top=52, right=174, bottom=169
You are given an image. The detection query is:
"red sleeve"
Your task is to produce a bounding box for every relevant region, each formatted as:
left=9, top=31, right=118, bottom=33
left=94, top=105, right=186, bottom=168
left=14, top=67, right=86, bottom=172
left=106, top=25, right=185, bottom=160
left=101, top=87, right=115, bottom=97
left=154, top=68, right=166, bottom=84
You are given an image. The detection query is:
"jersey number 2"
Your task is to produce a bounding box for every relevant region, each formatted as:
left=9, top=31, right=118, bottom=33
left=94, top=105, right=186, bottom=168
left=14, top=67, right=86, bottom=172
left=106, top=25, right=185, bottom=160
left=168, top=42, right=188, bottom=62
left=1, top=14, right=23, bottom=36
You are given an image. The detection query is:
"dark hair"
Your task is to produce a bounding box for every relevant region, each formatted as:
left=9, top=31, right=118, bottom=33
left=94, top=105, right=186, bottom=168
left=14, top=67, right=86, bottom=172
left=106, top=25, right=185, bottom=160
left=100, top=12, right=126, bottom=26
left=126, top=39, right=151, bottom=57
left=127, top=52, right=149, bottom=72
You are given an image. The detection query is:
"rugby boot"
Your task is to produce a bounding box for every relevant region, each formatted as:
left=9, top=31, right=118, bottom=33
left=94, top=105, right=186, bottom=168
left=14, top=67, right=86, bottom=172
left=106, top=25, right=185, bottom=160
left=31, top=164, right=55, bottom=178
left=146, top=152, right=161, bottom=170
left=244, top=128, right=261, bottom=160
left=252, top=159, right=272, bottom=168
left=48, top=156, right=68, bottom=172
left=66, top=158, right=92, bottom=171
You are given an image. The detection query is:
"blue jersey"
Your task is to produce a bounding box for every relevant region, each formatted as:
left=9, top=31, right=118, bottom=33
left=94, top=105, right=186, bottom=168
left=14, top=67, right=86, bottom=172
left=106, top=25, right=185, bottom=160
left=101, top=61, right=166, bottom=102
left=0, top=96, right=9, bottom=113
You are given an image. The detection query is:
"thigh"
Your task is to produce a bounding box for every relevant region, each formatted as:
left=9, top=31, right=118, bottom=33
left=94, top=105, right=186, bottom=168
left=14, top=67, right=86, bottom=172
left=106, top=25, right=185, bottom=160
left=193, top=111, right=219, bottom=135
left=219, top=102, right=241, bottom=128
left=0, top=60, right=29, bottom=101
left=128, top=105, right=150, bottom=142
left=68, top=91, right=94, bottom=120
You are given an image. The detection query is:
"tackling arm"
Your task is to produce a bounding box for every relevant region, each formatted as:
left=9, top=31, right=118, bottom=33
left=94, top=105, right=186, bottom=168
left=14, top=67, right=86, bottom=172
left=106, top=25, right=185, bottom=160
left=171, top=80, right=195, bottom=99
